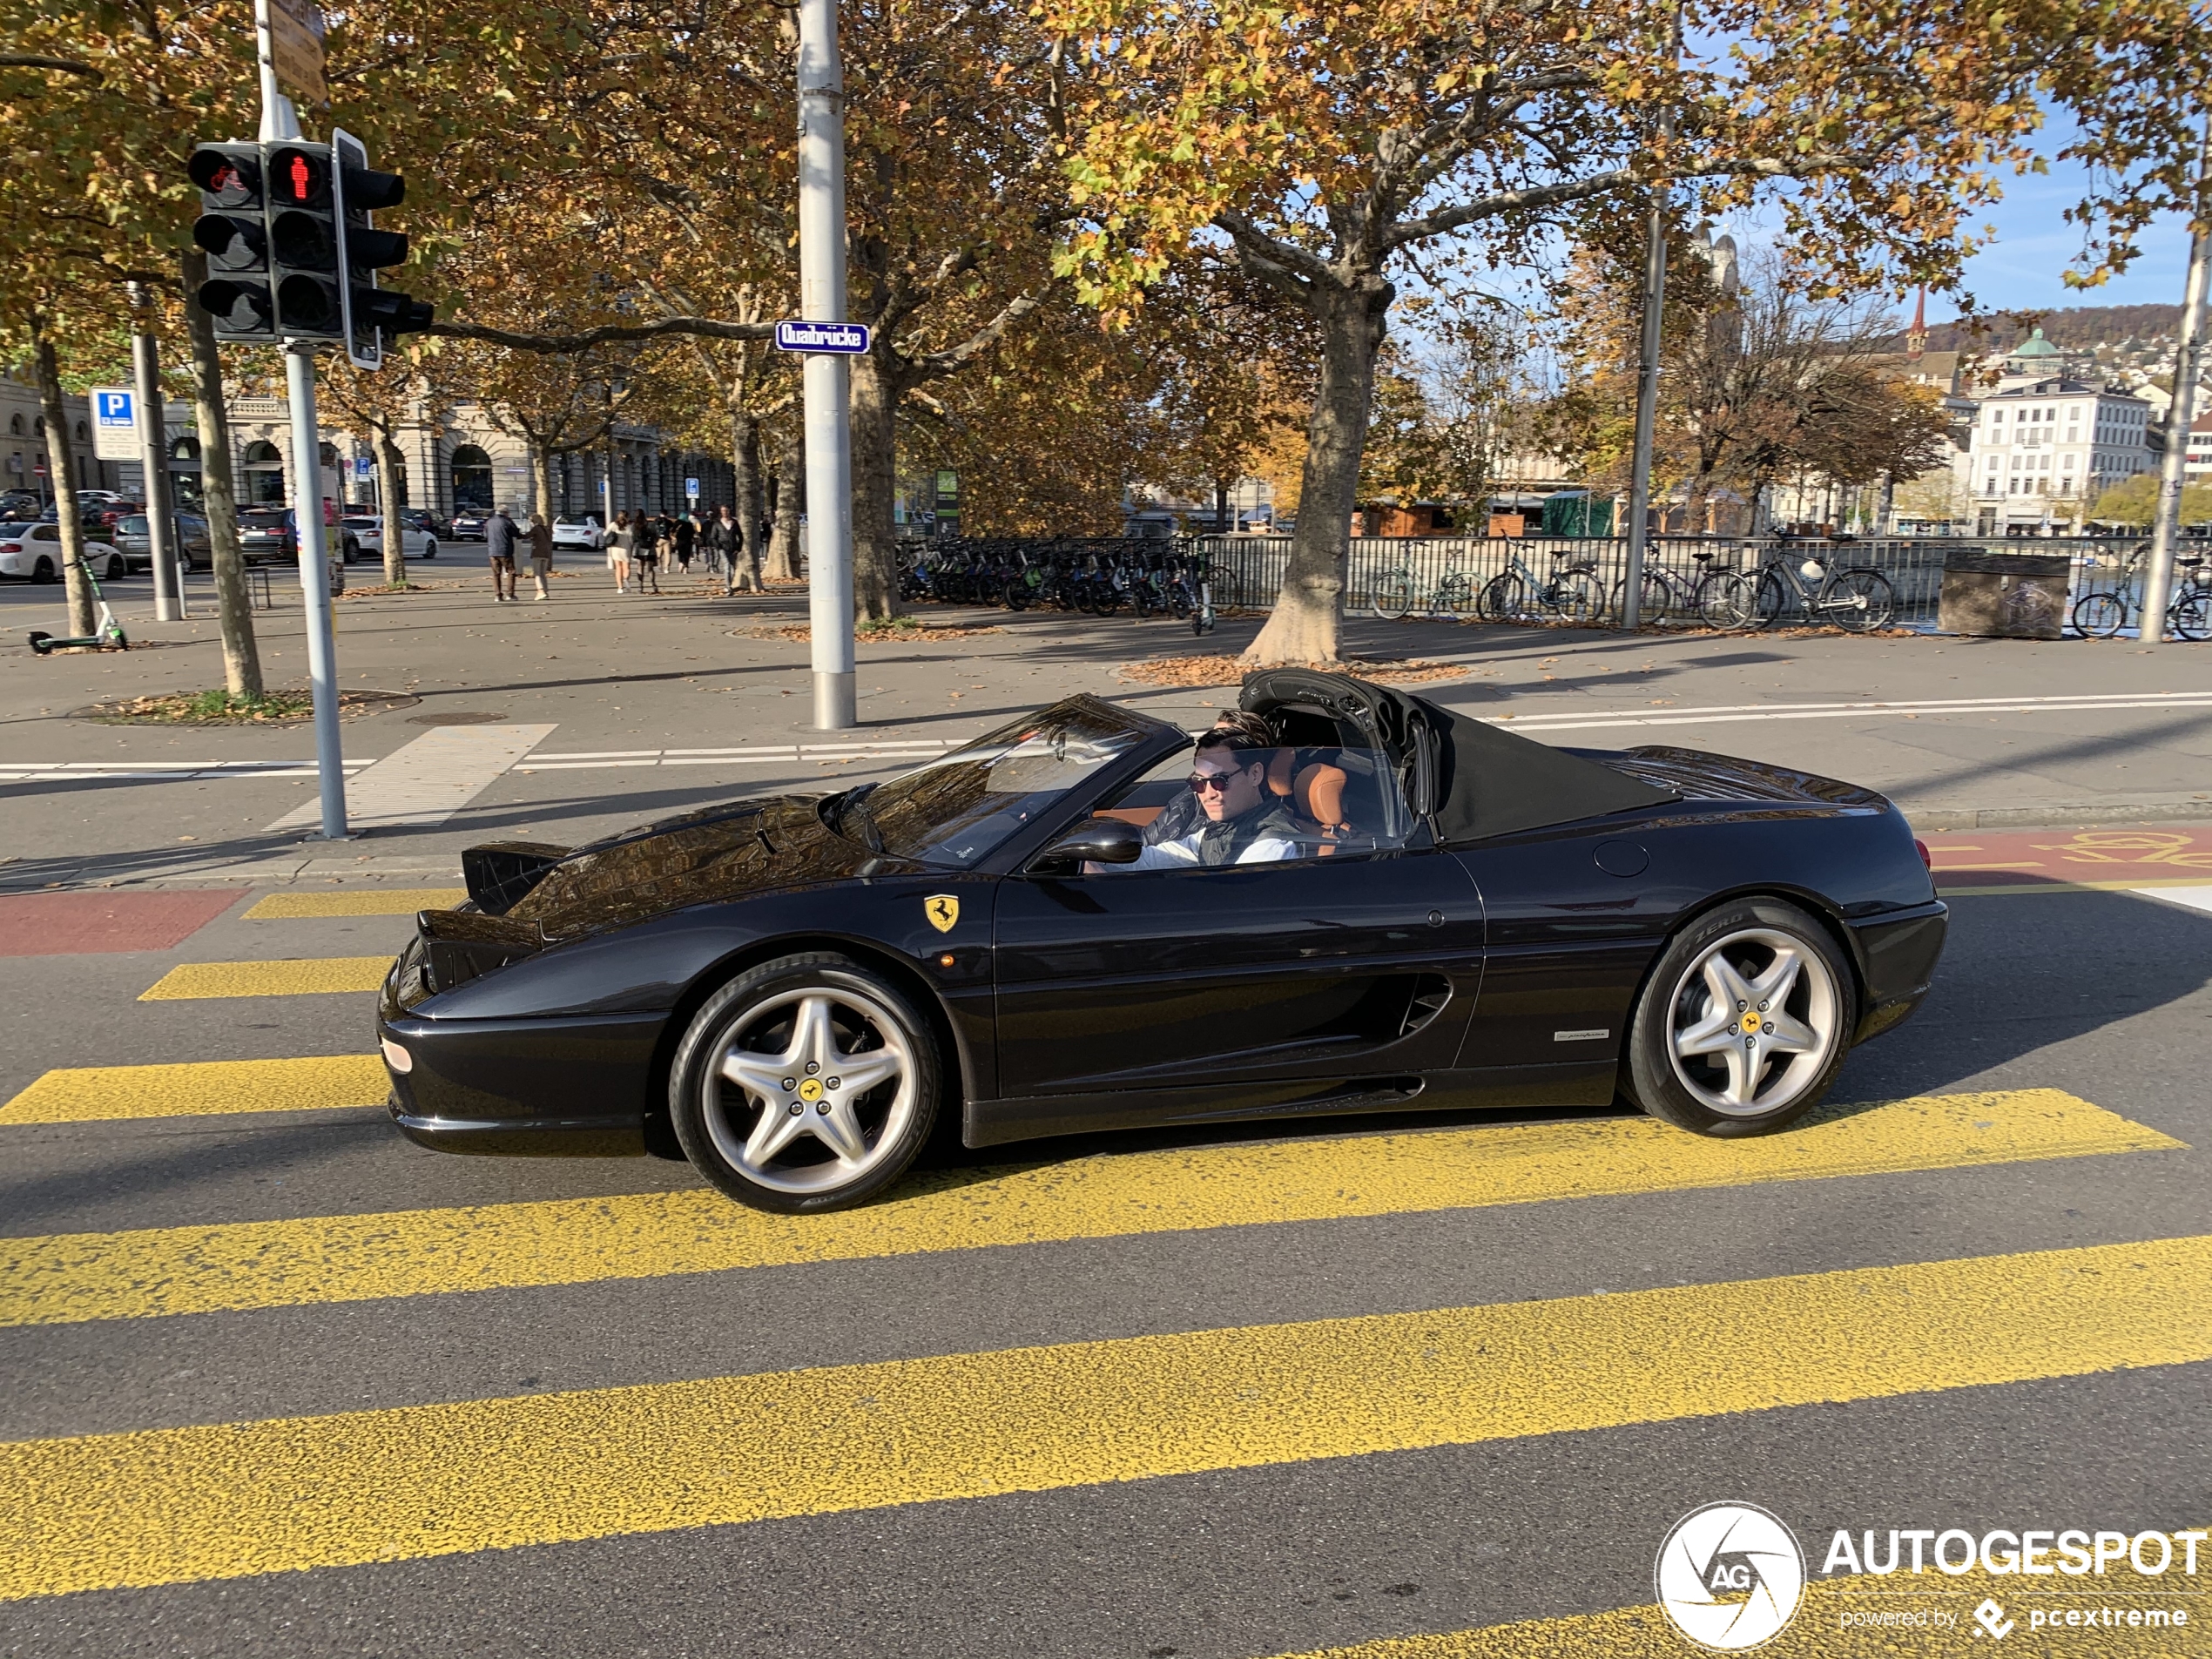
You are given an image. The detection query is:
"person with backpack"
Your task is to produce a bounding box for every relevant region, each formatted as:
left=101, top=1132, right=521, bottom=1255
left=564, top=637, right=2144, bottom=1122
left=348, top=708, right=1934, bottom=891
left=606, top=512, right=637, bottom=593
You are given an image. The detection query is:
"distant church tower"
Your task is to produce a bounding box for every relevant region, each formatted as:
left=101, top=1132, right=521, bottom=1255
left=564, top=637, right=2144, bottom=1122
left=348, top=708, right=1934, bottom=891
left=1905, top=287, right=1928, bottom=361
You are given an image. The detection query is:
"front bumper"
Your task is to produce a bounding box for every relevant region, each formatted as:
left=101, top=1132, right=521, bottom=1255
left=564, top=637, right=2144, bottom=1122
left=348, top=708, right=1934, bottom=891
left=1845, top=900, right=1947, bottom=1042
left=380, top=1008, right=667, bottom=1157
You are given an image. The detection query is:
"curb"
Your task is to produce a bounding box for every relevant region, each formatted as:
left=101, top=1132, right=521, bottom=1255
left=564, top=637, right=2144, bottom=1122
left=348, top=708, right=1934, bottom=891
left=1900, top=798, right=2212, bottom=833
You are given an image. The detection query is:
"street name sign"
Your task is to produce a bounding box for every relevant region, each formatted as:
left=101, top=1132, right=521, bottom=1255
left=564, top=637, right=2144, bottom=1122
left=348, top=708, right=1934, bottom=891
left=775, top=320, right=871, bottom=354
left=89, top=389, right=140, bottom=462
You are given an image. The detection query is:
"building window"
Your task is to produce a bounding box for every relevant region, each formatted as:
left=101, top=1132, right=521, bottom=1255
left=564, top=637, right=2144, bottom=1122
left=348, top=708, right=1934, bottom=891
left=450, top=445, right=493, bottom=510
left=6, top=415, right=18, bottom=437
left=242, top=439, right=286, bottom=506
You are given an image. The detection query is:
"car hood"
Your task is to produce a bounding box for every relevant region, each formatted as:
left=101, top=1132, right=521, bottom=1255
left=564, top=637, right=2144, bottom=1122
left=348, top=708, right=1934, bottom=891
left=489, top=793, right=923, bottom=937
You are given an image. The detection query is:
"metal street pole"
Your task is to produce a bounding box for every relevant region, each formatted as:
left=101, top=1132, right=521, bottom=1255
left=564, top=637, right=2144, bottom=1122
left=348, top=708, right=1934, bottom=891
left=1621, top=192, right=1668, bottom=631
left=128, top=284, right=183, bottom=622
left=2143, top=108, right=2212, bottom=646
left=797, top=0, right=856, bottom=730
left=258, top=0, right=347, bottom=834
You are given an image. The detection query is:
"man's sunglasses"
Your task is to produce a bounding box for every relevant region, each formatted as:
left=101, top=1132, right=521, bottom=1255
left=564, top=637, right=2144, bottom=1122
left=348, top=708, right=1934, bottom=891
left=1186, top=769, right=1250, bottom=793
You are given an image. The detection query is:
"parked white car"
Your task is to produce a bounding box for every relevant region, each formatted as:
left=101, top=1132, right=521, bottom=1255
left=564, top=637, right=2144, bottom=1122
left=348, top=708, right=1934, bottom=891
left=0, top=522, right=124, bottom=582
left=340, top=514, right=441, bottom=563
left=551, top=514, right=604, bottom=550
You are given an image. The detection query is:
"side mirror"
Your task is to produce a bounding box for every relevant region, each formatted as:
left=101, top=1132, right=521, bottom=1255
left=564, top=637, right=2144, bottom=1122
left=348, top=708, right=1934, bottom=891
left=1035, top=815, right=1144, bottom=871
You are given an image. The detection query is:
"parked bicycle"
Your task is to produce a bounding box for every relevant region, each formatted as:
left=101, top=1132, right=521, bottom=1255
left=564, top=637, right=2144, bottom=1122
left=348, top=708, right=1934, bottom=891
left=1475, top=545, right=1605, bottom=625
left=1372, top=558, right=1479, bottom=620
left=1611, top=546, right=1741, bottom=627
left=1716, top=551, right=1895, bottom=632
left=2068, top=544, right=2210, bottom=640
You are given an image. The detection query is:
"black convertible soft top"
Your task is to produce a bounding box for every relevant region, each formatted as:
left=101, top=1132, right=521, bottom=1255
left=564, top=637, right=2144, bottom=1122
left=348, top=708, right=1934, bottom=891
left=1239, top=669, right=1675, bottom=846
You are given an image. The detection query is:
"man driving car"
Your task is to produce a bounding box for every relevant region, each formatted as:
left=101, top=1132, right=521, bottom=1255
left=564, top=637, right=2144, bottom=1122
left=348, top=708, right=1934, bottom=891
left=1130, top=730, right=1303, bottom=868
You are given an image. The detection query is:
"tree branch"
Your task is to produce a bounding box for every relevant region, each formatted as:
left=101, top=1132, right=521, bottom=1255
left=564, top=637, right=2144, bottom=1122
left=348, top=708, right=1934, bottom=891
left=427, top=315, right=776, bottom=352
left=908, top=292, right=1047, bottom=379
left=0, top=53, right=102, bottom=78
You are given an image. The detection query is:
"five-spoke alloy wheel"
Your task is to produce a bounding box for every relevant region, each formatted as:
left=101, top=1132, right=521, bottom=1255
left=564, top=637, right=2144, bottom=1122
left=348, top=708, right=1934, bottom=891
left=1624, top=898, right=1857, bottom=1136
left=670, top=953, right=941, bottom=1212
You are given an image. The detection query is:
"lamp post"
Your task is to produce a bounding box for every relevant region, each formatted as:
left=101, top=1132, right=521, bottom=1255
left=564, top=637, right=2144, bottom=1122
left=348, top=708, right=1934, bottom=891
left=797, top=0, right=856, bottom=729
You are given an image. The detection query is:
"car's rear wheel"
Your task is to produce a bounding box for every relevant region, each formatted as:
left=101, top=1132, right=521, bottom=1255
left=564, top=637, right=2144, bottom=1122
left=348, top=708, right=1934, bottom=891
left=1624, top=898, right=1856, bottom=1137
left=670, top=953, right=941, bottom=1212
left=423, top=540, right=438, bottom=560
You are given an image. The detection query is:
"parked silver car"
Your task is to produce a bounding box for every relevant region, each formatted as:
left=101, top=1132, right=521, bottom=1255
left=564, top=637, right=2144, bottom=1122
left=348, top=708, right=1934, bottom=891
left=114, top=514, right=212, bottom=572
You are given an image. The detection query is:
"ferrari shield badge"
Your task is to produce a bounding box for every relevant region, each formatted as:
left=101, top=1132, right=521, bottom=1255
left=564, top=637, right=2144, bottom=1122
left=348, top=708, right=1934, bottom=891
left=924, top=894, right=960, bottom=934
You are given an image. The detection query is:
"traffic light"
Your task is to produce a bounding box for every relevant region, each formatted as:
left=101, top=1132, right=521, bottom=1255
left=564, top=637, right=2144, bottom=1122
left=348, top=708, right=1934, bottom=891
left=330, top=129, right=432, bottom=369
left=266, top=141, right=346, bottom=338
left=188, top=132, right=433, bottom=359
left=189, top=144, right=274, bottom=341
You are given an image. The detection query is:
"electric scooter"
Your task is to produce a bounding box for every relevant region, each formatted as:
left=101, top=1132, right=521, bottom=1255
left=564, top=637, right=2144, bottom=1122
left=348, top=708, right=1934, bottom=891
left=28, top=554, right=129, bottom=654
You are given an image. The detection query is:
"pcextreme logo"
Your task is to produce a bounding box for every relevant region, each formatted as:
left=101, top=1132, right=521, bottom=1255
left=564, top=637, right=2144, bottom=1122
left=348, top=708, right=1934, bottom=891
left=1656, top=1502, right=1807, bottom=1650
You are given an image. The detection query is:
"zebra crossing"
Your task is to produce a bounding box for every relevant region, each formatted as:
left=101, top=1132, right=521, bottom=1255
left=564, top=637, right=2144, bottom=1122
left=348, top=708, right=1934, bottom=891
left=0, top=880, right=2204, bottom=1655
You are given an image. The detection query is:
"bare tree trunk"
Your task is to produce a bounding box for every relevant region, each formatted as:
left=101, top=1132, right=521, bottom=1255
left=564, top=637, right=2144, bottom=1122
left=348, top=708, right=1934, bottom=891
left=377, top=428, right=409, bottom=586
left=30, top=321, right=96, bottom=637
left=527, top=437, right=554, bottom=536
left=182, top=249, right=261, bottom=695
left=765, top=419, right=803, bottom=582
left=729, top=408, right=764, bottom=593
left=1241, top=281, right=1389, bottom=665
left=848, top=352, right=900, bottom=620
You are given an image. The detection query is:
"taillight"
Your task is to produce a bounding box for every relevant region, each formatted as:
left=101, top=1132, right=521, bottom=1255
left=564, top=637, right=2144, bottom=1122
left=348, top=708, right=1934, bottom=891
left=1914, top=839, right=1932, bottom=870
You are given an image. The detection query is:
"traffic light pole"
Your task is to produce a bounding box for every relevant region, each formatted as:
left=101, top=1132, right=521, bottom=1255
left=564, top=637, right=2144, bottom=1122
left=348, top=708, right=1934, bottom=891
left=256, top=0, right=348, bottom=837
left=797, top=0, right=856, bottom=731
left=128, top=283, right=184, bottom=623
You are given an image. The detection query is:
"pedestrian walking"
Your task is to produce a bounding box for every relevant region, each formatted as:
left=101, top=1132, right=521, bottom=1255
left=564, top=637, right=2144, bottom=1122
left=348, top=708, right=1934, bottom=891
left=637, top=513, right=663, bottom=594
left=674, top=510, right=698, bottom=575
left=525, top=512, right=554, bottom=599
left=607, top=511, right=636, bottom=592
left=483, top=505, right=519, bottom=602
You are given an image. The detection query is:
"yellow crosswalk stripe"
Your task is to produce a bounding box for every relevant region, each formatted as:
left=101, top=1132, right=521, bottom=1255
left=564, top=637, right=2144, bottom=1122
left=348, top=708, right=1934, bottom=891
left=3, top=1234, right=2206, bottom=1602
left=241, top=888, right=464, bottom=920
left=138, top=957, right=392, bottom=1000
left=0, top=1055, right=388, bottom=1126
left=0, top=1089, right=2179, bottom=1327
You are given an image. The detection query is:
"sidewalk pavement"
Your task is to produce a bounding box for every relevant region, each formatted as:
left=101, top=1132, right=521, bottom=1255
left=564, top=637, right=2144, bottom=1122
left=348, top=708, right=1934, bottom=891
left=2, top=550, right=2208, bottom=889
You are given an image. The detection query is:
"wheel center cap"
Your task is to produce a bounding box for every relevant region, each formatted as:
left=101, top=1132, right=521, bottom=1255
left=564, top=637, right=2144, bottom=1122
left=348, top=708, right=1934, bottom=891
left=1739, top=1011, right=1762, bottom=1035
left=798, top=1078, right=825, bottom=1103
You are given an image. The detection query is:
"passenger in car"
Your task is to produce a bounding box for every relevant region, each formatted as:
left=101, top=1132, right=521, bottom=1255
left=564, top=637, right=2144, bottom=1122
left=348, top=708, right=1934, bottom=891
left=1131, top=730, right=1305, bottom=868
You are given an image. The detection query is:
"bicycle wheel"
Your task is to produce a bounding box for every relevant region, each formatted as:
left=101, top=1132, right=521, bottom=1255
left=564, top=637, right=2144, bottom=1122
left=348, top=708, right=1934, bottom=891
left=1435, top=573, right=1477, bottom=617
left=1477, top=572, right=1527, bottom=622
left=1716, top=570, right=1784, bottom=630
left=1828, top=569, right=1896, bottom=633
left=2169, top=591, right=2211, bottom=642
left=1548, top=570, right=1605, bottom=626
left=2070, top=590, right=2128, bottom=638
left=1691, top=570, right=1738, bottom=628
left=1373, top=573, right=1415, bottom=620
left=1611, top=570, right=1670, bottom=626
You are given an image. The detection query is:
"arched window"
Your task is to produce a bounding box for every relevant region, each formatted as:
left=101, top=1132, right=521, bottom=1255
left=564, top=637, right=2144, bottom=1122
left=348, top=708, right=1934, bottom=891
left=32, top=417, right=44, bottom=436
left=74, top=421, right=87, bottom=441
left=170, top=435, right=201, bottom=462
left=7, top=415, right=20, bottom=436
left=451, top=444, right=492, bottom=510
left=319, top=441, right=340, bottom=469
left=242, top=439, right=286, bottom=506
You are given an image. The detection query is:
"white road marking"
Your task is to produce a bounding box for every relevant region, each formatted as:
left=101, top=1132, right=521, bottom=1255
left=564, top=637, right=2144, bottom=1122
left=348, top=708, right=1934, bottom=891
left=266, top=725, right=557, bottom=832
left=515, top=739, right=958, bottom=773
left=1491, top=690, right=2212, bottom=732
left=2131, top=884, right=2212, bottom=915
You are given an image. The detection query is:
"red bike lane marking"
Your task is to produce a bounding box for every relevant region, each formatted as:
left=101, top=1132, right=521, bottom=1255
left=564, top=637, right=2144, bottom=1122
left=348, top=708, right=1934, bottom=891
left=0, top=890, right=241, bottom=955
left=1923, top=825, right=2212, bottom=889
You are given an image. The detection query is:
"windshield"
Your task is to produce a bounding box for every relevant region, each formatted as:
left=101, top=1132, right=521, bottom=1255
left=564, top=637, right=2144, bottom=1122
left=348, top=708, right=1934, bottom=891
left=850, top=701, right=1157, bottom=867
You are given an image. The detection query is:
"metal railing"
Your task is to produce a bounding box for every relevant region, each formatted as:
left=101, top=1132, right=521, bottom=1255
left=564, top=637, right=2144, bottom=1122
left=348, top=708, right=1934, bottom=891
left=1184, top=534, right=2139, bottom=630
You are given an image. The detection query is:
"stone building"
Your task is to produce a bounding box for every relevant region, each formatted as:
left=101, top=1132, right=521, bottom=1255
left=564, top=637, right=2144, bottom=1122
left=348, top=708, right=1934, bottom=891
left=0, top=373, right=129, bottom=506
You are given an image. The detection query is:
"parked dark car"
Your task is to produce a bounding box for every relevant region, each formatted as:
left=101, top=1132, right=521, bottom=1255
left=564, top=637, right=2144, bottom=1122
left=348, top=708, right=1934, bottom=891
left=449, top=509, right=489, bottom=542
left=378, top=671, right=1948, bottom=1215
left=115, top=513, right=212, bottom=571
left=237, top=509, right=297, bottom=563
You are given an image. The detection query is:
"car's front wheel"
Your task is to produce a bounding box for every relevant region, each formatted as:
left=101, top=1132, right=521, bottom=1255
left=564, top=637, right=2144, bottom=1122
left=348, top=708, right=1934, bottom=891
left=422, top=540, right=437, bottom=561
left=1624, top=898, right=1856, bottom=1136
left=670, top=953, right=941, bottom=1212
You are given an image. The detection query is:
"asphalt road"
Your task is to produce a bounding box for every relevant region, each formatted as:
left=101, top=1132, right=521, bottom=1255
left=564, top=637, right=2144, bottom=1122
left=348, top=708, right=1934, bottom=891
left=0, top=862, right=2206, bottom=1658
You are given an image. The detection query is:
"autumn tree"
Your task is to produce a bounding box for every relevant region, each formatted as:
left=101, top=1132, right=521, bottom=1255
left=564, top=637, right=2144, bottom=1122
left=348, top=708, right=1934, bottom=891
left=1046, top=0, right=2212, bottom=664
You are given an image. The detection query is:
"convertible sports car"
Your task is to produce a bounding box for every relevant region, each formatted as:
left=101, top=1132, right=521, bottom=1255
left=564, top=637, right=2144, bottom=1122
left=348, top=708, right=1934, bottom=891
left=377, top=671, right=1946, bottom=1212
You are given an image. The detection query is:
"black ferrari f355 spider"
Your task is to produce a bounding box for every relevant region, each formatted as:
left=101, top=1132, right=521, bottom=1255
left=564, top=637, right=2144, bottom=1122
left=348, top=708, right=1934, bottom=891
left=377, top=670, right=1946, bottom=1211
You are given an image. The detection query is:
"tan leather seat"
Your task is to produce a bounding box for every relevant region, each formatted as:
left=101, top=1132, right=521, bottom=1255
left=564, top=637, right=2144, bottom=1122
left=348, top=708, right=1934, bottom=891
left=1267, top=751, right=1352, bottom=851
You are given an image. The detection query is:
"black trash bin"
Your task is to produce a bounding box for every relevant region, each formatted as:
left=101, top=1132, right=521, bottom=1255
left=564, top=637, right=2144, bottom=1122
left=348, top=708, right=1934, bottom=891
left=1936, top=549, right=2072, bottom=639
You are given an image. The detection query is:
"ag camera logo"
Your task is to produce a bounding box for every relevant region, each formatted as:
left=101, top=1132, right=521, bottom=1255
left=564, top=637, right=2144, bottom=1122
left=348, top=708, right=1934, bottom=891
left=1656, top=1501, right=1806, bottom=1650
